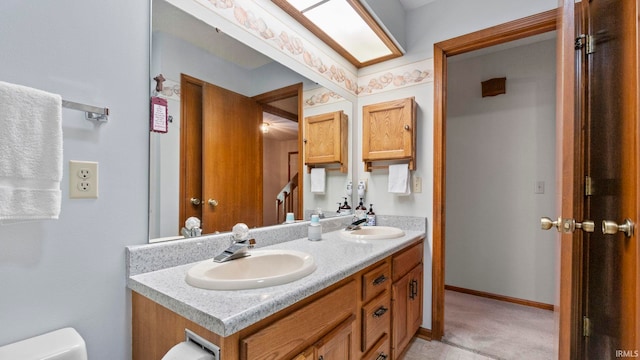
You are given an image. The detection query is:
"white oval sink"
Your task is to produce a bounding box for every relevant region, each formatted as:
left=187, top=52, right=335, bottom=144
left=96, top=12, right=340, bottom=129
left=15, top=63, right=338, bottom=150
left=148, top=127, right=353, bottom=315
left=339, top=226, right=405, bottom=240
left=186, top=249, right=316, bottom=290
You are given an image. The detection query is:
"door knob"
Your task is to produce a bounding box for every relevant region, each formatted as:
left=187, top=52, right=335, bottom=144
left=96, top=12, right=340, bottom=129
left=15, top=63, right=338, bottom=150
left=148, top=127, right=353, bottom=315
left=602, top=218, right=634, bottom=237
left=541, top=217, right=594, bottom=233
left=541, top=217, right=561, bottom=232
left=190, top=198, right=201, bottom=206
left=208, top=199, right=219, bottom=207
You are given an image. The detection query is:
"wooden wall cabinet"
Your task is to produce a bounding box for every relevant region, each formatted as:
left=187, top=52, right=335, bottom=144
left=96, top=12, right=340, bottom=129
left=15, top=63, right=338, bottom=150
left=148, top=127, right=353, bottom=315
left=304, top=110, right=348, bottom=173
left=391, top=241, right=424, bottom=359
left=362, top=97, right=416, bottom=172
left=132, top=239, right=424, bottom=360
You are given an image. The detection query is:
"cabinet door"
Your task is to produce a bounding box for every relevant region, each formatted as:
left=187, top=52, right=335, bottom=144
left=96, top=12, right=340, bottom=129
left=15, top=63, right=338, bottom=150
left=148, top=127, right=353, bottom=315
left=304, top=111, right=345, bottom=165
left=391, top=264, right=423, bottom=358
left=292, top=348, right=315, bottom=360
left=362, top=97, right=415, bottom=161
left=315, top=316, right=356, bottom=360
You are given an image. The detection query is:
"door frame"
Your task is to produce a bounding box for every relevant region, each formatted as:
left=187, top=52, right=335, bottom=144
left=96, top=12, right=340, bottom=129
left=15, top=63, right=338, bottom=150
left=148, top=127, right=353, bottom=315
left=253, top=83, right=304, bottom=218
left=431, top=7, right=557, bottom=340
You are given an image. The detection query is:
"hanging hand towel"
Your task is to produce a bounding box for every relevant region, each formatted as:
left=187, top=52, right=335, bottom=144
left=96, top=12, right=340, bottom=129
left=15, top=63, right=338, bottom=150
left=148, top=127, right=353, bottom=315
left=0, top=81, right=63, bottom=223
left=310, top=168, right=326, bottom=194
left=388, top=164, right=411, bottom=196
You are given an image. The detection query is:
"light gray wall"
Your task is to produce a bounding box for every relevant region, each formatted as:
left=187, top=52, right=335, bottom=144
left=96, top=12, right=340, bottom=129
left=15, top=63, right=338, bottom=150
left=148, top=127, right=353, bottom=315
left=357, top=0, right=557, bottom=327
left=0, top=1, right=559, bottom=358
left=445, top=39, right=557, bottom=304
left=0, top=0, right=149, bottom=359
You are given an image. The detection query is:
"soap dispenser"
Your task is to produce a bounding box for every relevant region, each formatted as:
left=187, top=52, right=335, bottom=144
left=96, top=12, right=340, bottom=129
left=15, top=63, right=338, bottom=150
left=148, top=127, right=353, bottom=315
left=366, top=204, right=376, bottom=226
left=355, top=198, right=367, bottom=221
left=339, top=197, right=352, bottom=215
left=308, top=214, right=322, bottom=241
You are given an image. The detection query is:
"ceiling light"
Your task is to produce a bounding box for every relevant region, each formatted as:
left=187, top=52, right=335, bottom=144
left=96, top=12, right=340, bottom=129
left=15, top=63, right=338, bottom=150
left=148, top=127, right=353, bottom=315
left=272, top=0, right=402, bottom=68
left=260, top=122, right=271, bottom=134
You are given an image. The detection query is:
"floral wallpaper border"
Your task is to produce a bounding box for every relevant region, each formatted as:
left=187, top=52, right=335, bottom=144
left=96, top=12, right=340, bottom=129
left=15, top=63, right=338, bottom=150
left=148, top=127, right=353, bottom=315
left=192, top=0, right=359, bottom=95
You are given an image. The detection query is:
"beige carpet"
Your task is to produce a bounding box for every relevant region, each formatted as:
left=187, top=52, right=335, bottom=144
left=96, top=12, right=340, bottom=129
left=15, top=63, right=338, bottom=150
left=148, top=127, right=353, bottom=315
left=442, top=290, right=556, bottom=359
left=403, top=290, right=556, bottom=359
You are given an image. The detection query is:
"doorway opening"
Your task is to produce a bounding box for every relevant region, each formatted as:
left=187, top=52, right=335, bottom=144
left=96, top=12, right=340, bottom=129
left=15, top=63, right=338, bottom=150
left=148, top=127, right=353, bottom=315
left=431, top=8, right=557, bottom=343
left=253, top=83, right=304, bottom=226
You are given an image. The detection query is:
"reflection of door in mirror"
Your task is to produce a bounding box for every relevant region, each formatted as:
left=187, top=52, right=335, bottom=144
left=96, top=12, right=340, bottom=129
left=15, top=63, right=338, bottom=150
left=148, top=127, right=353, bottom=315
left=179, top=74, right=263, bottom=233
left=288, top=151, right=299, bottom=215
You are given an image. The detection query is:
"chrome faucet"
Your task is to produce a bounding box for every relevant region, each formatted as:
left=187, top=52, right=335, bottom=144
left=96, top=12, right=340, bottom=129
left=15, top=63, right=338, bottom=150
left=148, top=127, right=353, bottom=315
left=181, top=217, right=202, bottom=238
left=213, top=223, right=256, bottom=263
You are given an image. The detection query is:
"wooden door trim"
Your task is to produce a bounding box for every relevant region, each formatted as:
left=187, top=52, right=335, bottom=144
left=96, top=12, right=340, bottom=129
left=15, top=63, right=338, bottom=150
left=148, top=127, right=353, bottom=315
left=431, top=7, right=557, bottom=342
left=179, top=74, right=205, bottom=231
left=253, top=83, right=304, bottom=218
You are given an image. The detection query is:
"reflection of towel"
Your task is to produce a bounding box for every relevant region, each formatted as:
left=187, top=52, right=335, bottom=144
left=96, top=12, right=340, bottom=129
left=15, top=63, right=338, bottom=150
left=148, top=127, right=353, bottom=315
left=388, top=164, right=411, bottom=195
left=310, top=168, right=325, bottom=194
left=0, top=81, right=63, bottom=223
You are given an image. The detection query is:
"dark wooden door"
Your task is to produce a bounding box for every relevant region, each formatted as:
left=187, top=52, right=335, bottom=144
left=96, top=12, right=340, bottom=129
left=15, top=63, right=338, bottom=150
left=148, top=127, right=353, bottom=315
left=202, top=82, right=263, bottom=232
left=180, top=75, right=263, bottom=234
left=580, top=0, right=639, bottom=358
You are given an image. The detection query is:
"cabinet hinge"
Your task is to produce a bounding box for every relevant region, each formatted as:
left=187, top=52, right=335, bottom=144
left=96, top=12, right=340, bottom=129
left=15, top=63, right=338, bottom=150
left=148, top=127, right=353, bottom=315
left=583, top=316, right=592, bottom=337
left=585, top=176, right=593, bottom=196
left=575, top=34, right=595, bottom=54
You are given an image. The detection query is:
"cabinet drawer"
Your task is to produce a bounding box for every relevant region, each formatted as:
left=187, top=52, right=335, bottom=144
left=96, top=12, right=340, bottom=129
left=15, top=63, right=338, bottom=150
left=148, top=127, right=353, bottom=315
left=361, top=333, right=391, bottom=360
left=362, top=261, right=391, bottom=303
left=241, top=280, right=356, bottom=360
left=361, top=291, right=391, bottom=352
left=392, top=241, right=423, bottom=281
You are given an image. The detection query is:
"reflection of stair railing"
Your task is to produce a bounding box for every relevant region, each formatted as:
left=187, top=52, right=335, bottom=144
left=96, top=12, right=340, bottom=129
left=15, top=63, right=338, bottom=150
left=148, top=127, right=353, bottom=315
left=276, top=173, right=298, bottom=223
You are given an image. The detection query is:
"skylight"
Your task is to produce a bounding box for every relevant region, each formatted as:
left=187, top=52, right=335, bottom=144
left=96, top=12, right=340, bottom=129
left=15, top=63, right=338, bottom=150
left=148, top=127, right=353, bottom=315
left=272, top=0, right=402, bottom=68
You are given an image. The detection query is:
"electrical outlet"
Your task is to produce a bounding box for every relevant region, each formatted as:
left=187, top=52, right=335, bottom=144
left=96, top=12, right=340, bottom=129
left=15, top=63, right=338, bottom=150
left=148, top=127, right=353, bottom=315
left=69, top=161, right=98, bottom=199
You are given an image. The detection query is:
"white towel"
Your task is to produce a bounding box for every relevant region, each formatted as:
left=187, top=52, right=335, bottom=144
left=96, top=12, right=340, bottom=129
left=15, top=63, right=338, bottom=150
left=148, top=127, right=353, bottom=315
left=310, top=168, right=326, bottom=194
left=0, top=81, right=63, bottom=223
left=388, top=164, right=411, bottom=196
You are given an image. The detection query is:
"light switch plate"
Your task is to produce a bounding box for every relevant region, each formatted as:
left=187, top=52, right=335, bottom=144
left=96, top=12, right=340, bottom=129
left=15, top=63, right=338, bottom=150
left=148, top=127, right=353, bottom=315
left=69, top=161, right=99, bottom=199
left=413, top=176, right=422, bottom=193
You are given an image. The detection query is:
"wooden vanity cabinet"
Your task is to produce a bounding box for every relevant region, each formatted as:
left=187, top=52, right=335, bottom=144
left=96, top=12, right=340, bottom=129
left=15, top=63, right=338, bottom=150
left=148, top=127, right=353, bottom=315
left=132, top=239, right=424, bottom=360
left=362, top=97, right=416, bottom=171
left=294, top=315, right=357, bottom=360
left=391, top=241, right=424, bottom=359
left=303, top=110, right=348, bottom=173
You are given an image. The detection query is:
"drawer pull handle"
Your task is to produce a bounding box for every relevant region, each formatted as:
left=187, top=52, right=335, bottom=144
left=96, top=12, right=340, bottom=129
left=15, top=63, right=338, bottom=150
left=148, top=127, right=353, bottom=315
left=375, top=353, right=388, bottom=360
left=372, top=275, right=388, bottom=286
left=409, top=279, right=419, bottom=300
left=373, top=306, right=388, bottom=318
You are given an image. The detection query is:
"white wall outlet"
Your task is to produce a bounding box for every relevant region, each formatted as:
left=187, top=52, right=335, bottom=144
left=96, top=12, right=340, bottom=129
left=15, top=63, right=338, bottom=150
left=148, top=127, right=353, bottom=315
left=413, top=176, right=423, bottom=193
left=69, top=161, right=99, bottom=199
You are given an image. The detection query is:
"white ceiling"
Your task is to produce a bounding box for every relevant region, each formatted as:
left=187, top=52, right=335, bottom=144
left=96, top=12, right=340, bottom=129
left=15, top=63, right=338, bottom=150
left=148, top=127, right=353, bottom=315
left=398, top=0, right=438, bottom=11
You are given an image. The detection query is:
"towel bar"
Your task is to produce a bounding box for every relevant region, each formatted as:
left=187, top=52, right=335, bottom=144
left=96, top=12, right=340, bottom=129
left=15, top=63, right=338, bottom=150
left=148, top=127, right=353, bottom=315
left=62, top=100, right=109, bottom=122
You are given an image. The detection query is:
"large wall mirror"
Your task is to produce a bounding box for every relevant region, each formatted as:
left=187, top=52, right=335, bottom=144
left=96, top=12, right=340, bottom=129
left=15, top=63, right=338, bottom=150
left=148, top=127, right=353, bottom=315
left=149, top=0, right=355, bottom=242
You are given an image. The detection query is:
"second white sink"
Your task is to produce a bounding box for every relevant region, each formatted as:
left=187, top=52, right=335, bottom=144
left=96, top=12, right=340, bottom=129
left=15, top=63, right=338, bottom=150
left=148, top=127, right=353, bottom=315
left=339, top=226, right=405, bottom=240
left=186, top=249, right=316, bottom=290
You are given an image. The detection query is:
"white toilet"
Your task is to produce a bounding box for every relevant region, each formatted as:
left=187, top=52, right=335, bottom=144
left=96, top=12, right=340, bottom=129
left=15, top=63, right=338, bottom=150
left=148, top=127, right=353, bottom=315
left=0, top=327, right=87, bottom=360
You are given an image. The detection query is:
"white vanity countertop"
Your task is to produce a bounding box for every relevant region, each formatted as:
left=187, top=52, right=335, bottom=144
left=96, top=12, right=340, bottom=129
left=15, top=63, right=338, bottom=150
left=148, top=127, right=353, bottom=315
left=127, top=229, right=425, bottom=337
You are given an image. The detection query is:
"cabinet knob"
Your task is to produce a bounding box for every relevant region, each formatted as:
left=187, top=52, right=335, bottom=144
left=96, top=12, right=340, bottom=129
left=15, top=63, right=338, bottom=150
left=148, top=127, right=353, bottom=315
left=404, top=124, right=411, bottom=131
left=303, top=138, right=308, bottom=143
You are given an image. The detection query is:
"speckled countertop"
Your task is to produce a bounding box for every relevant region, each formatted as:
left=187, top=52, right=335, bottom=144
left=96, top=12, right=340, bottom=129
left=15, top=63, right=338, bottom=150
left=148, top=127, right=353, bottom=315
left=127, top=216, right=426, bottom=337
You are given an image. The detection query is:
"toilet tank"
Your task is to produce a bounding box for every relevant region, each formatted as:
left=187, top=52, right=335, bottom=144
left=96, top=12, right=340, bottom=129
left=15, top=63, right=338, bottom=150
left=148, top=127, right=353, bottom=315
left=0, top=328, right=87, bottom=360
